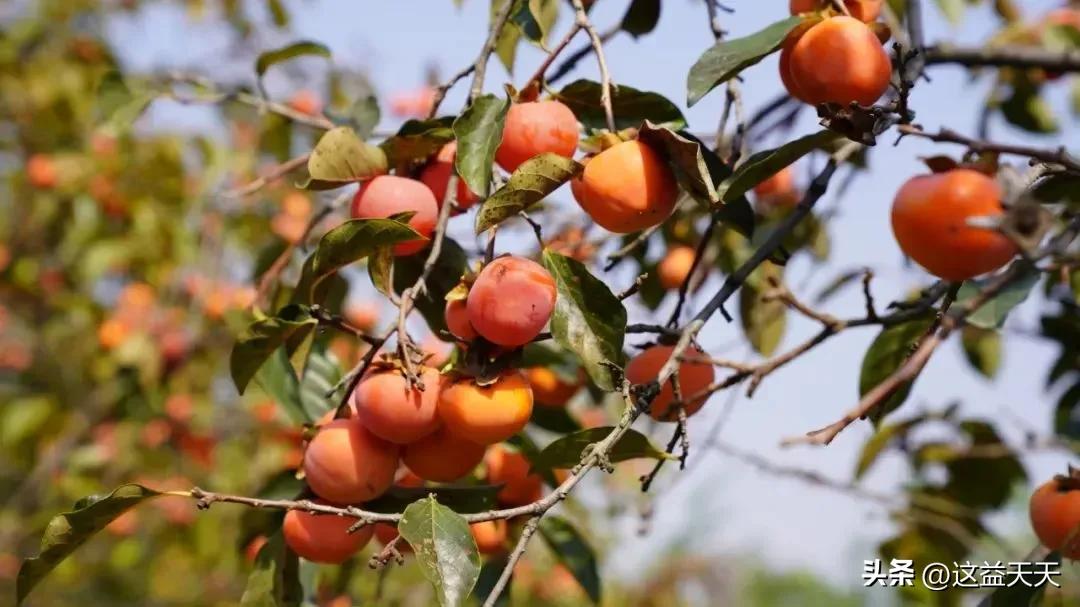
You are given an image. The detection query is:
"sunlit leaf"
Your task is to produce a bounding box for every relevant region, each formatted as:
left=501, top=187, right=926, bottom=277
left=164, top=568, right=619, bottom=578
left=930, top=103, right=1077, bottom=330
left=858, top=316, right=935, bottom=425
left=231, top=305, right=317, bottom=395
left=542, top=251, right=626, bottom=391
left=302, top=127, right=388, bottom=190
left=531, top=427, right=671, bottom=471
left=556, top=80, right=686, bottom=131
left=17, top=485, right=162, bottom=605
left=716, top=130, right=841, bottom=204
left=398, top=496, right=481, bottom=607
left=240, top=531, right=302, bottom=607
left=687, top=16, right=803, bottom=106
left=955, top=262, right=1039, bottom=329
left=475, top=153, right=582, bottom=233
left=454, top=94, right=510, bottom=198
left=538, top=517, right=601, bottom=603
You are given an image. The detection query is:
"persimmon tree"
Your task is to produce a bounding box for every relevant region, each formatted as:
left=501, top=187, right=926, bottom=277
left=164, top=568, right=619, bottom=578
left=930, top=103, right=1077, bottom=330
left=4, top=0, right=1080, bottom=605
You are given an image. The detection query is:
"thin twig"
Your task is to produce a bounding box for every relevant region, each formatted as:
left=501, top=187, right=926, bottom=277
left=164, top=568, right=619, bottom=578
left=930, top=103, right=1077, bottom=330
left=897, top=124, right=1080, bottom=174
left=571, top=0, right=616, bottom=132
left=481, top=517, right=541, bottom=607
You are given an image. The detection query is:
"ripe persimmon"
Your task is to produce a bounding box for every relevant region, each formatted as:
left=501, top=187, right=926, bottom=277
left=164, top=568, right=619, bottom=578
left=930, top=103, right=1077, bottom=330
left=625, top=344, right=716, bottom=421
left=495, top=100, right=579, bottom=173
left=790, top=0, right=882, bottom=22
left=26, top=154, right=58, bottom=189
left=1030, top=473, right=1080, bottom=558
left=303, top=419, right=399, bottom=504
left=403, top=427, right=486, bottom=482
left=784, top=16, right=891, bottom=107
left=753, top=166, right=800, bottom=210
left=444, top=298, right=477, bottom=341
left=344, top=302, right=380, bottom=333
left=282, top=507, right=373, bottom=564
left=352, top=366, right=442, bottom=444
left=467, top=256, right=556, bottom=347
left=244, top=535, right=268, bottom=563
left=571, top=140, right=678, bottom=233
left=374, top=523, right=411, bottom=552
left=484, top=444, right=542, bottom=506
left=287, top=90, right=322, bottom=116
left=891, top=169, right=1017, bottom=281
left=420, top=142, right=479, bottom=210
left=438, top=371, right=533, bottom=445
left=657, top=245, right=698, bottom=290
left=471, top=520, right=508, bottom=555
left=524, top=367, right=582, bottom=407
left=350, top=175, right=437, bottom=256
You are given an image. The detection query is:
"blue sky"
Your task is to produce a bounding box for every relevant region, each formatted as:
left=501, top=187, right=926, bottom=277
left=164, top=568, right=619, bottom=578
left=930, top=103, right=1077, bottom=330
left=106, top=0, right=1080, bottom=590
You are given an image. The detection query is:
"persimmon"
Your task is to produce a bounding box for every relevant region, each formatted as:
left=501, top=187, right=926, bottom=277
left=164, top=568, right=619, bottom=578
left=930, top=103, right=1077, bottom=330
left=350, top=175, right=437, bottom=256
left=438, top=370, right=534, bottom=445
left=495, top=100, right=580, bottom=173
left=352, top=366, right=442, bottom=444
left=625, top=344, right=716, bottom=421
left=26, top=154, right=57, bottom=189
left=287, top=90, right=322, bottom=116
left=403, top=427, right=486, bottom=482
left=471, top=520, right=508, bottom=555
left=97, top=318, right=128, bottom=350
left=466, top=256, right=556, bottom=347
left=282, top=507, right=373, bottom=564
left=571, top=140, right=678, bottom=233
left=657, top=245, right=697, bottom=290
left=790, top=0, right=882, bottom=22
left=244, top=535, right=268, bottom=563
left=524, top=367, right=581, bottom=407
left=420, top=142, right=479, bottom=209
left=344, top=302, right=379, bottom=333
left=374, top=523, right=411, bottom=552
left=395, top=468, right=425, bottom=488
left=1030, top=473, right=1080, bottom=558
left=484, top=444, right=543, bottom=506
left=106, top=510, right=139, bottom=537
left=891, top=169, right=1017, bottom=281
left=784, top=16, right=891, bottom=107
left=389, top=86, right=436, bottom=118
left=303, top=419, right=399, bottom=504
left=753, top=166, right=800, bottom=210
left=444, top=298, right=477, bottom=341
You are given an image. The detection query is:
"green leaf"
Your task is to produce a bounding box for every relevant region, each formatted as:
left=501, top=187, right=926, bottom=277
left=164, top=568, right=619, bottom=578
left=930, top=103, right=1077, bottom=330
left=393, top=237, right=468, bottom=336
left=398, top=496, right=481, bottom=607
left=531, top=427, right=671, bottom=471
left=454, top=94, right=510, bottom=199
left=739, top=265, right=787, bottom=356
left=253, top=349, right=307, bottom=424
left=716, top=130, right=841, bottom=204
left=96, top=71, right=155, bottom=135
left=854, top=416, right=927, bottom=480
left=961, top=326, right=1001, bottom=379
left=493, top=0, right=523, bottom=72
left=380, top=117, right=456, bottom=168
left=299, top=348, right=343, bottom=421
left=621, top=0, right=661, bottom=38
left=687, top=16, right=803, bottom=106
left=530, top=404, right=582, bottom=433
left=255, top=40, right=331, bottom=92
left=955, top=261, right=1039, bottom=329
left=293, top=218, right=422, bottom=304
left=1031, top=174, right=1080, bottom=207
left=266, top=0, right=288, bottom=27
left=302, top=127, right=388, bottom=190
left=538, top=517, right=601, bottom=603
left=474, top=154, right=583, bottom=233
left=1001, top=83, right=1059, bottom=134
left=368, top=246, right=395, bottom=297
left=365, top=484, right=501, bottom=514
left=943, top=421, right=1026, bottom=509
left=637, top=122, right=718, bottom=204
left=556, top=79, right=686, bottom=131
left=17, top=484, right=162, bottom=605
left=231, top=305, right=318, bottom=395
left=474, top=554, right=511, bottom=607
left=934, top=0, right=964, bottom=24
left=240, top=531, right=302, bottom=607
left=541, top=251, right=627, bottom=391
left=858, top=316, right=936, bottom=425
left=511, top=0, right=558, bottom=44
left=349, top=94, right=381, bottom=140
